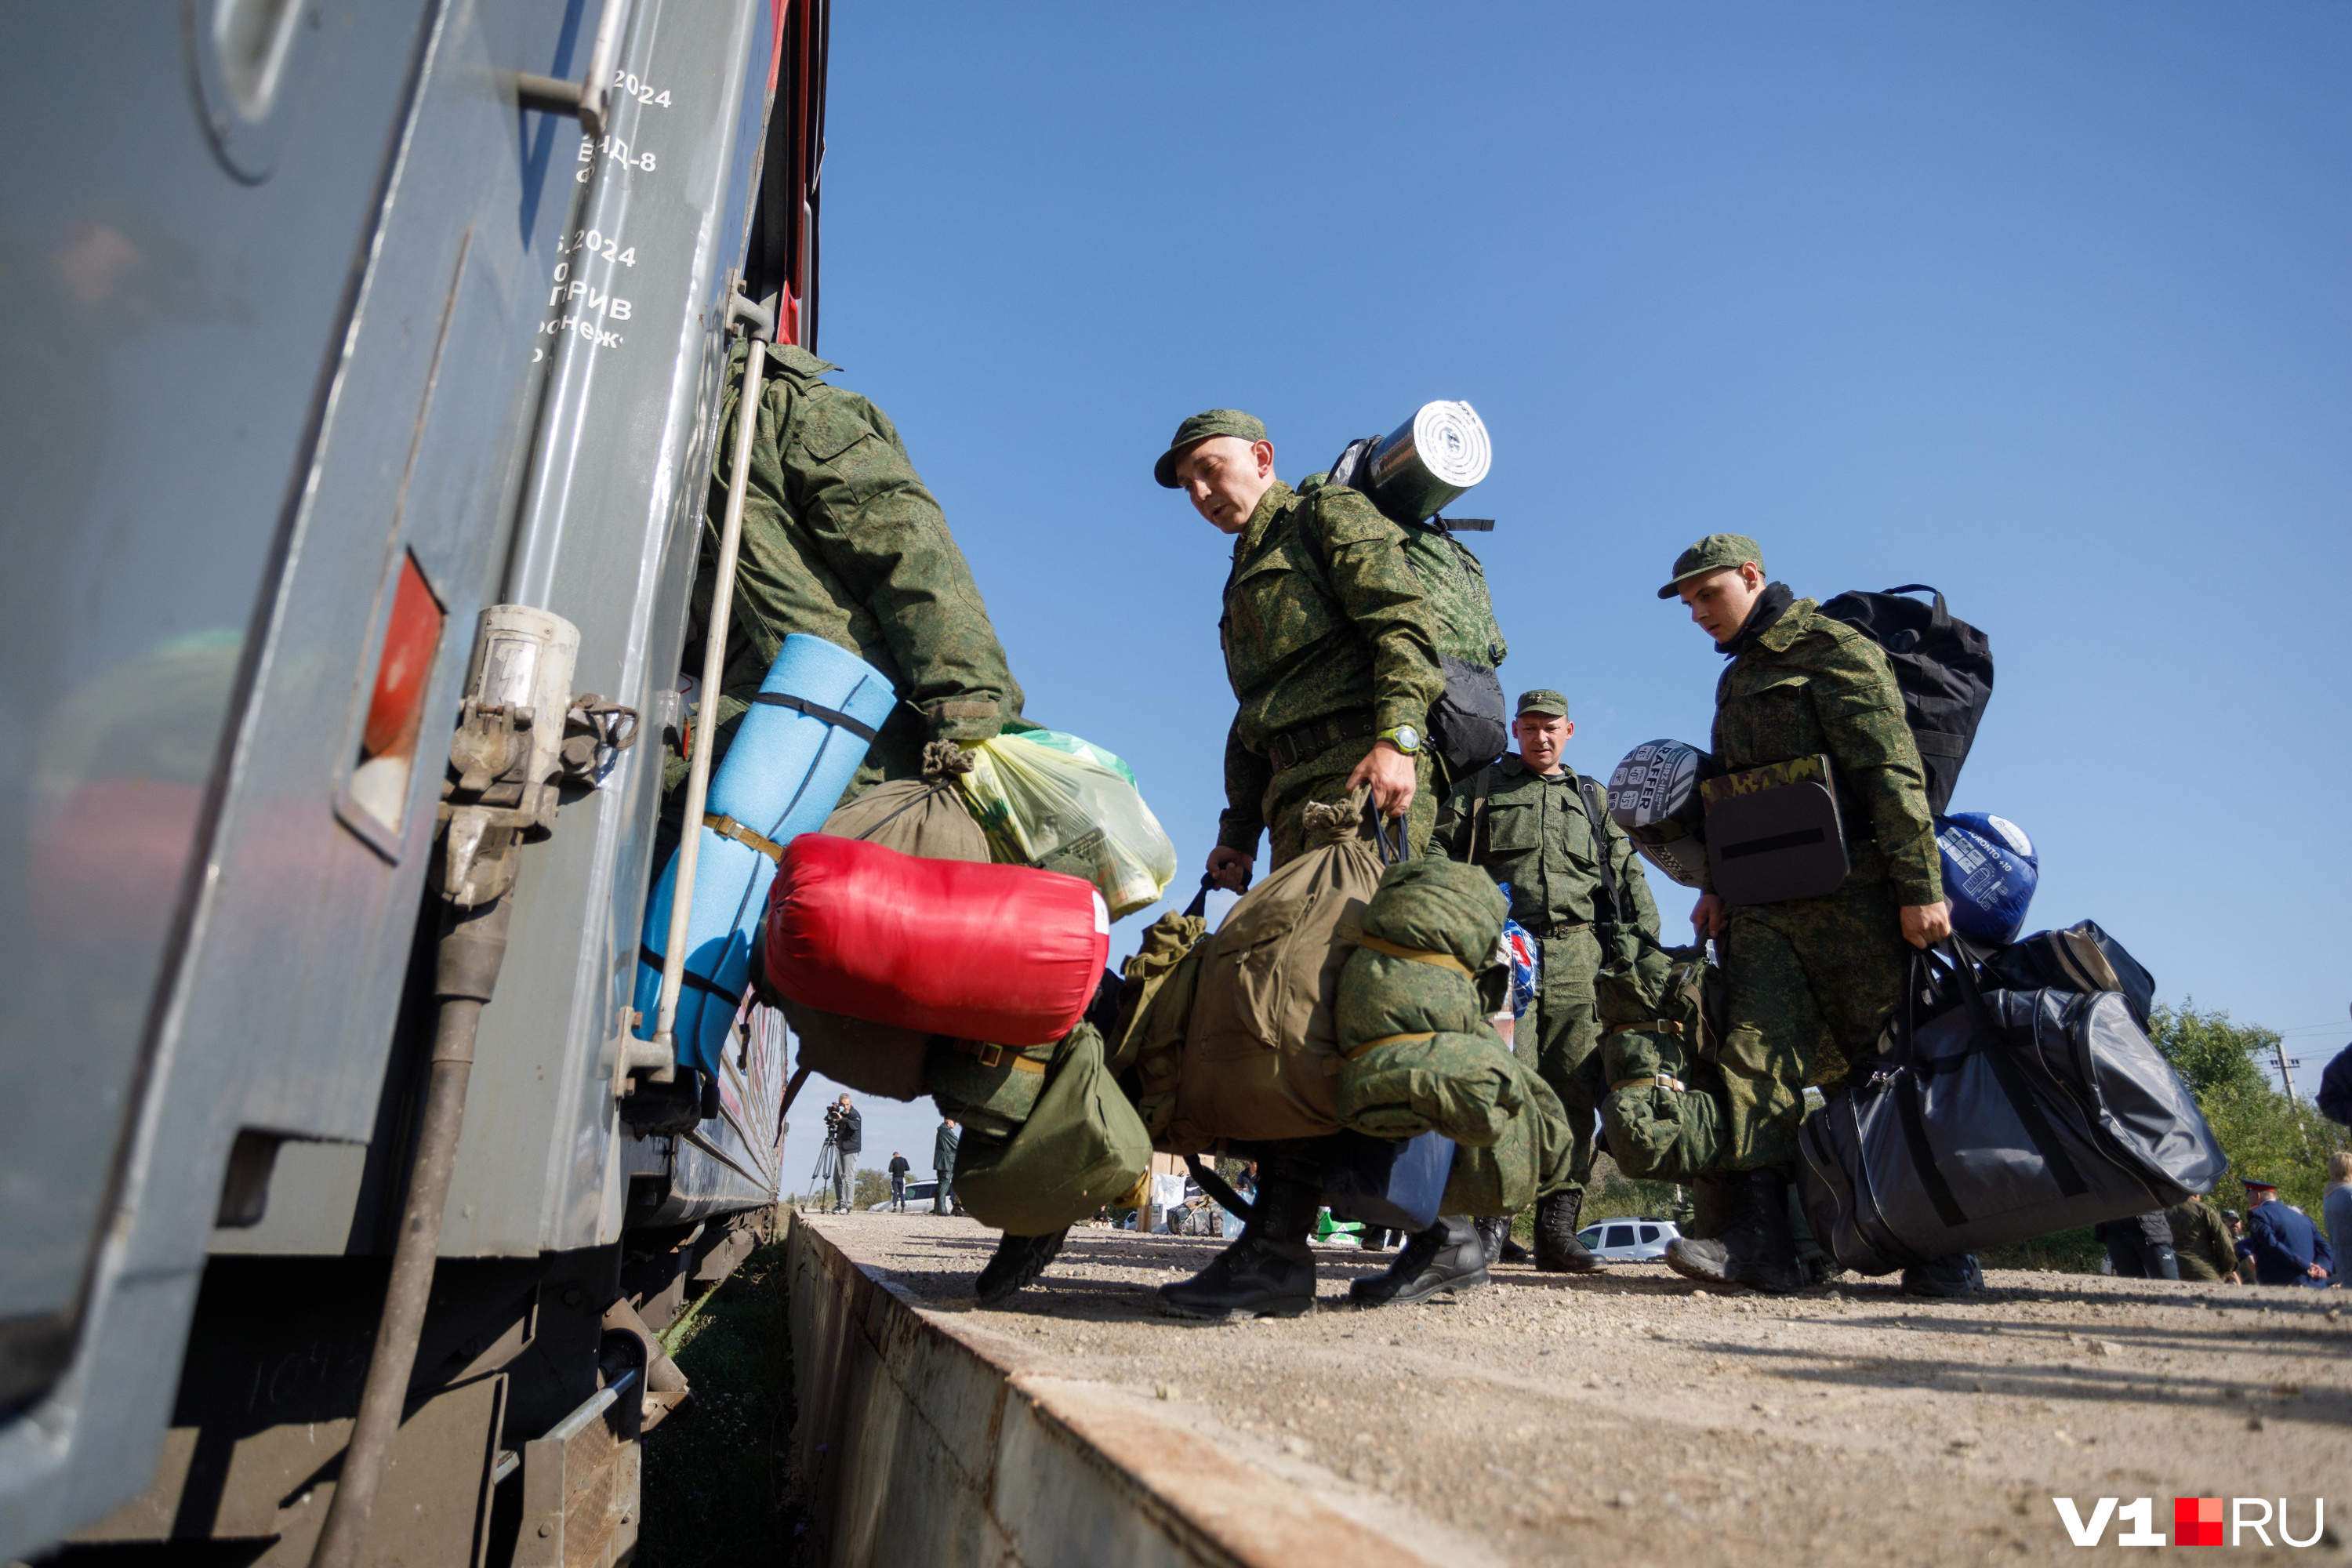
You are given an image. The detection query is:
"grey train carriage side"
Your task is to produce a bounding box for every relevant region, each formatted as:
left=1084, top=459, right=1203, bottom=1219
left=2, top=0, right=831, bottom=1562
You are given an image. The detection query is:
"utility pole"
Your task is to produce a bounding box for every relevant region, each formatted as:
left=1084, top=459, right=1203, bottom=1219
left=2277, top=1038, right=2299, bottom=1104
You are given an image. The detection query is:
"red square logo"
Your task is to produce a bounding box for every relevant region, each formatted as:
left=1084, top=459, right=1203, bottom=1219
left=2175, top=1497, right=2224, bottom=1546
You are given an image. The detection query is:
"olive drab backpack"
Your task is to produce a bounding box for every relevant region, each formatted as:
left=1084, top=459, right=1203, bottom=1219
left=1293, top=478, right=1509, bottom=781
left=1817, top=585, right=1993, bottom=817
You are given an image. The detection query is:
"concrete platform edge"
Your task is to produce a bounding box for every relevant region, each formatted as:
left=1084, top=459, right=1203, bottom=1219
left=783, top=1212, right=1442, bottom=1568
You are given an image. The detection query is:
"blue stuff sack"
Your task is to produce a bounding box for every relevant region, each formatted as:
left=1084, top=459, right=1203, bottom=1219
left=1936, top=811, right=2038, bottom=946
left=1495, top=884, right=1539, bottom=1019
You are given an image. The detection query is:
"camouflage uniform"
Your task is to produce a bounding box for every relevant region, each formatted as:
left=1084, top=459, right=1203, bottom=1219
left=2166, top=1196, right=2238, bottom=1283
left=670, top=339, right=1025, bottom=804
left=1215, top=478, right=1446, bottom=869
left=1708, top=597, right=1942, bottom=1171
left=1432, top=755, right=1660, bottom=1197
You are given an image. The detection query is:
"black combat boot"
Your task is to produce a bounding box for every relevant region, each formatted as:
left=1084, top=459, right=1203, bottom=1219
left=1156, top=1170, right=1321, bottom=1320
left=1900, top=1251, right=1984, bottom=1299
left=1532, top=1190, right=1598, bottom=1274
left=1348, top=1215, right=1490, bottom=1308
left=1473, top=1216, right=1510, bottom=1265
left=974, top=1228, right=1068, bottom=1305
left=1662, top=1169, right=1804, bottom=1294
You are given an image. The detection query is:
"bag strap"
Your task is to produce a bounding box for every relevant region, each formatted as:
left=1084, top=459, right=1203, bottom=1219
left=1185, top=1154, right=1254, bottom=1225
left=1880, top=583, right=1951, bottom=632
left=1338, top=926, right=1473, bottom=975
left=1468, top=764, right=1494, bottom=866
left=1183, top=873, right=1214, bottom=920
left=750, top=689, right=880, bottom=742
left=1574, top=774, right=1624, bottom=925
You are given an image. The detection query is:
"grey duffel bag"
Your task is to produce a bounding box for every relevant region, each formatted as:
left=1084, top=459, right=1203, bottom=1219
left=1798, top=951, right=2223, bottom=1275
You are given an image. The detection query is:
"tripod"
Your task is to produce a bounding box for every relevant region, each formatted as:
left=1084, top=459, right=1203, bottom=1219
left=809, top=1134, right=844, bottom=1210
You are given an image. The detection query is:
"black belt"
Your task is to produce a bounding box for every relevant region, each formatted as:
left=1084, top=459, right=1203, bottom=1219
left=1519, top=920, right=1593, bottom=941
left=1260, top=710, right=1378, bottom=773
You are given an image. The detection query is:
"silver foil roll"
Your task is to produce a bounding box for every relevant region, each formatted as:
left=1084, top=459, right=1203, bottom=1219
left=1357, top=400, right=1492, bottom=523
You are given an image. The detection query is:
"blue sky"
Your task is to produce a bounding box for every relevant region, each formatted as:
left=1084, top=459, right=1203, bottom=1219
left=783, top=5, right=2351, bottom=1184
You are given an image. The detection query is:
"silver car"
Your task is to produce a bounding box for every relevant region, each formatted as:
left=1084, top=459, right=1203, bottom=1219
left=1574, top=1216, right=1682, bottom=1262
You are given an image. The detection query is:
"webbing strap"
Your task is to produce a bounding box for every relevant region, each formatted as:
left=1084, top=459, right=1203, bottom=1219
left=1341, top=1029, right=1436, bottom=1062
left=949, top=1040, right=1048, bottom=1074
left=705, top=812, right=785, bottom=864
left=1610, top=1074, right=1685, bottom=1094
left=751, top=690, right=880, bottom=742
left=1340, top=927, right=1473, bottom=975
left=1605, top=1019, right=1686, bottom=1037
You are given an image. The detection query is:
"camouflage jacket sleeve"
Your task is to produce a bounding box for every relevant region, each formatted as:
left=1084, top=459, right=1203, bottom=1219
left=778, top=379, right=1022, bottom=742
left=1309, top=489, right=1445, bottom=738
left=1806, top=631, right=1944, bottom=906
left=1428, top=775, right=1473, bottom=862
left=1219, top=717, right=1272, bottom=855
left=1604, top=813, right=1662, bottom=939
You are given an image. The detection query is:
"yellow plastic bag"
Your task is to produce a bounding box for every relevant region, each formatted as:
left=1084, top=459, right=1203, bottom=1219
left=957, top=729, right=1178, bottom=919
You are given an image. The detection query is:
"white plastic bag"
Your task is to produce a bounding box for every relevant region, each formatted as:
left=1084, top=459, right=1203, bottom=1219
left=957, top=728, right=1178, bottom=919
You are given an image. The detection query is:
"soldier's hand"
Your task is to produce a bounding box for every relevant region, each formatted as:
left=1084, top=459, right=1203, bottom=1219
left=1900, top=901, right=1954, bottom=949
left=1690, top=893, right=1726, bottom=939
left=1206, top=846, right=1254, bottom=893
left=1347, top=741, right=1417, bottom=819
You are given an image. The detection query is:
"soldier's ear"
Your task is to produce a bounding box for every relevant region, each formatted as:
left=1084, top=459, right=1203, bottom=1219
left=1251, top=438, right=1275, bottom=476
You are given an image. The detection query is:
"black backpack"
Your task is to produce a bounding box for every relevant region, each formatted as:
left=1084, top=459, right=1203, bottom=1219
left=1817, top=585, right=1991, bottom=816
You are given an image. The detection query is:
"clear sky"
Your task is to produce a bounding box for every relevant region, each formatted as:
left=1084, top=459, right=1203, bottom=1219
left=780, top=5, right=2352, bottom=1190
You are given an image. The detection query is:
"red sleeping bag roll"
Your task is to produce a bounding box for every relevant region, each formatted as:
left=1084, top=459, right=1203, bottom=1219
left=764, top=833, right=1109, bottom=1047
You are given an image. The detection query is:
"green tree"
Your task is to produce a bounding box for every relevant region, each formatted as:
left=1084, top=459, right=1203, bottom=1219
left=2151, top=1000, right=2350, bottom=1221
left=851, top=1167, right=891, bottom=1210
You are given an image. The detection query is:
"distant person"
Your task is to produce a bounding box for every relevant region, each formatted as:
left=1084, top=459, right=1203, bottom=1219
left=934, top=1116, right=960, bottom=1215
left=2324, top=1152, right=2352, bottom=1288
left=2240, top=1177, right=2333, bottom=1287
left=2094, top=1210, right=2180, bottom=1280
left=828, top=1094, right=862, bottom=1213
left=2314, top=1011, right=2351, bottom=1128
left=2165, top=1194, right=2241, bottom=1283
left=887, top=1151, right=911, bottom=1211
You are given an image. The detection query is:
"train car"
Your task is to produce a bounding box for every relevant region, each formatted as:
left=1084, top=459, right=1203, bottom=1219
left=1, top=1, right=829, bottom=1561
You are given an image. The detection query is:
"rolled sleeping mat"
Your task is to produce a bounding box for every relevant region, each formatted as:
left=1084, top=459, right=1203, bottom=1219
left=634, top=633, right=898, bottom=1077
left=1332, top=401, right=1492, bottom=525
left=1935, top=811, right=2038, bottom=946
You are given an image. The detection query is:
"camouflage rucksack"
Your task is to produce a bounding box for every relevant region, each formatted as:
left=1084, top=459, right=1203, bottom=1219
left=1592, top=929, right=1727, bottom=1184
left=1294, top=477, right=1509, bottom=782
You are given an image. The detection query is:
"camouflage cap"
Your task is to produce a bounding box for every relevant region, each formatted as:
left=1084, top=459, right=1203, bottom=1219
left=1657, top=533, right=1765, bottom=599
left=1515, top=689, right=1568, bottom=718
left=1154, top=408, right=1268, bottom=488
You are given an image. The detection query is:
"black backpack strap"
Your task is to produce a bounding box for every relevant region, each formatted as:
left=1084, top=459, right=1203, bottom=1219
left=1575, top=773, right=1624, bottom=924
left=1185, top=1154, right=1254, bottom=1225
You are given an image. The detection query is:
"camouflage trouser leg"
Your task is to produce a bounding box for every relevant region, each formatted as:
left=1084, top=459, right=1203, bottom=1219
left=1527, top=929, right=1603, bottom=1196
left=1717, top=878, right=1908, bottom=1172
left=1261, top=745, right=1436, bottom=870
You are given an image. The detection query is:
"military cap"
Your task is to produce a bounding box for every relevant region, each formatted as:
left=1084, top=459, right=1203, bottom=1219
left=1515, top=689, right=1569, bottom=717
left=1657, top=533, right=1765, bottom=599
left=1155, top=408, right=1268, bottom=488
left=2239, top=1175, right=2279, bottom=1192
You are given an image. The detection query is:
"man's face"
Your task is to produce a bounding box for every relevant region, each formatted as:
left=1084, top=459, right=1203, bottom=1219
left=1679, top=562, right=1766, bottom=642
left=1174, top=436, right=1277, bottom=534
left=1513, top=713, right=1573, bottom=775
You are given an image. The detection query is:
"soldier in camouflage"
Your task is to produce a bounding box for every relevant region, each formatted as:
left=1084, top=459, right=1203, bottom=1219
left=666, top=338, right=1026, bottom=817
left=1658, top=535, right=1951, bottom=1295
left=1430, top=688, right=1660, bottom=1276
left=677, top=339, right=1051, bottom=1298
left=1154, top=408, right=1449, bottom=1320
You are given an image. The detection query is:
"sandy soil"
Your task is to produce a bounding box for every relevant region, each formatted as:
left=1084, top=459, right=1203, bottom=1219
left=804, top=1210, right=2350, bottom=1566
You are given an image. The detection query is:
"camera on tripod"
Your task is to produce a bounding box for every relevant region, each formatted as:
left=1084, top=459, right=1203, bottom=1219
left=822, top=1104, right=848, bottom=1142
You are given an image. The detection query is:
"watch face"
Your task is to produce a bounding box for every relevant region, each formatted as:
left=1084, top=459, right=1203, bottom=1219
left=1394, top=726, right=1421, bottom=753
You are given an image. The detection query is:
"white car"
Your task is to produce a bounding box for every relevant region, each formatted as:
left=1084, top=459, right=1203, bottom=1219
left=867, top=1178, right=940, bottom=1211
left=1574, top=1216, right=1681, bottom=1262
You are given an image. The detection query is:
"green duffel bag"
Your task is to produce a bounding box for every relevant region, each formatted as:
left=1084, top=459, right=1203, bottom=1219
left=1593, top=928, right=1726, bottom=1184
left=1439, top=1071, right=1578, bottom=1217
left=924, top=1036, right=1058, bottom=1140
left=952, top=1022, right=1151, bottom=1237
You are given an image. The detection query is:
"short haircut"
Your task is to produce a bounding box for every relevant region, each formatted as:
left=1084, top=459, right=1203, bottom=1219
left=2330, top=1150, right=2352, bottom=1184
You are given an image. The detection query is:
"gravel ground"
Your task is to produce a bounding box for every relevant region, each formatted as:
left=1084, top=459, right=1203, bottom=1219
left=807, top=1210, right=2350, bottom=1565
